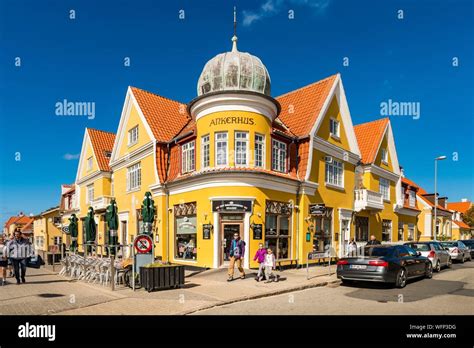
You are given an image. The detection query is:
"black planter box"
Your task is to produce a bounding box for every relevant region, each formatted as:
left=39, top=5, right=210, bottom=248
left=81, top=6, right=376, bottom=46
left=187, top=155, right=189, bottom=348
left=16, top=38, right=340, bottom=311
left=140, top=265, right=185, bottom=292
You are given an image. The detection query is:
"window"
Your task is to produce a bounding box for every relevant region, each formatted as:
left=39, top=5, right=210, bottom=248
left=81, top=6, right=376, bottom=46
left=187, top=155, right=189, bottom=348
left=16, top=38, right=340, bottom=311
left=382, top=219, right=392, bottom=242
left=272, top=139, right=287, bottom=172
left=381, top=148, right=388, bottom=163
left=325, top=159, right=344, bottom=187
left=235, top=131, right=249, bottom=166
left=35, top=236, right=44, bottom=249
left=329, top=118, right=340, bottom=138
left=408, top=224, right=415, bottom=241
left=181, top=141, right=195, bottom=173
left=128, top=126, right=138, bottom=146
left=215, top=132, right=228, bottom=166
left=175, top=202, right=197, bottom=260
left=311, top=210, right=333, bottom=253
left=87, top=157, right=93, bottom=171
left=201, top=135, right=210, bottom=168
left=355, top=216, right=369, bottom=242
left=87, top=184, right=94, bottom=203
left=104, top=151, right=112, bottom=158
left=127, top=162, right=141, bottom=191
left=254, top=134, right=265, bottom=168
left=398, top=222, right=404, bottom=241
left=379, top=177, right=390, bottom=200
left=265, top=215, right=290, bottom=260
left=409, top=190, right=416, bottom=207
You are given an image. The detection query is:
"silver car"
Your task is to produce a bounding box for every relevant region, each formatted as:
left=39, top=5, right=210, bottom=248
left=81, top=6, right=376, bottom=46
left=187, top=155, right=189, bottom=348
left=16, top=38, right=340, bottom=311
left=440, top=241, right=472, bottom=263
left=404, top=242, right=451, bottom=272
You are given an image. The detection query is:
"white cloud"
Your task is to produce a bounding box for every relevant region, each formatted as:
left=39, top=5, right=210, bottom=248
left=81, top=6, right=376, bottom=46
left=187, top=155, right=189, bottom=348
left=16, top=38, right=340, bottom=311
left=63, top=153, right=80, bottom=160
left=242, top=0, right=331, bottom=27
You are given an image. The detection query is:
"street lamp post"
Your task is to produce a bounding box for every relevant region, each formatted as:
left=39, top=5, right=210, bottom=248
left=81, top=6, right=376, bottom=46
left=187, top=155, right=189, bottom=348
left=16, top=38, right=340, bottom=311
left=433, top=155, right=447, bottom=241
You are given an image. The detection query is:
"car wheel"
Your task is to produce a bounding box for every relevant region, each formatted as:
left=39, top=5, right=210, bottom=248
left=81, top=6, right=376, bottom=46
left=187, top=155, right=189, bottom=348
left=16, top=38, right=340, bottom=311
left=435, top=260, right=441, bottom=272
left=447, top=257, right=452, bottom=268
left=425, top=263, right=433, bottom=279
left=395, top=268, right=407, bottom=288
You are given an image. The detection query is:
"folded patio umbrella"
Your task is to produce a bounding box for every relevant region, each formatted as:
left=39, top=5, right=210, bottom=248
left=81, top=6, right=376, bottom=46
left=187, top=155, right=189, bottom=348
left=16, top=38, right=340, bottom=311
left=69, top=214, right=79, bottom=252
left=105, top=199, right=119, bottom=256
left=141, top=191, right=155, bottom=235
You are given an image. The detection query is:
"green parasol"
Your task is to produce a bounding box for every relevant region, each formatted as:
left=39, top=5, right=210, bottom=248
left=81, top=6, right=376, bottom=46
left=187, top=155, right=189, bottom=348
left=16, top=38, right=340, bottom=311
left=141, top=192, right=155, bottom=235
left=105, top=198, right=119, bottom=255
left=69, top=213, right=79, bottom=251
left=85, top=207, right=97, bottom=252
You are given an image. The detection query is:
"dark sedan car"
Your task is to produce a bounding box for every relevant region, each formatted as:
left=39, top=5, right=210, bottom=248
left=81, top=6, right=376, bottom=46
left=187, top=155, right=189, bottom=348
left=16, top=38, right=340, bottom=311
left=458, top=239, right=474, bottom=259
left=337, top=244, right=433, bottom=288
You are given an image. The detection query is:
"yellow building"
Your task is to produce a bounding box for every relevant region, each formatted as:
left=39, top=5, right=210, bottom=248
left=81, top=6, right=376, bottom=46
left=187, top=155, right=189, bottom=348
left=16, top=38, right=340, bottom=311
left=75, top=128, right=115, bottom=252
left=448, top=200, right=473, bottom=240
left=33, top=206, right=62, bottom=259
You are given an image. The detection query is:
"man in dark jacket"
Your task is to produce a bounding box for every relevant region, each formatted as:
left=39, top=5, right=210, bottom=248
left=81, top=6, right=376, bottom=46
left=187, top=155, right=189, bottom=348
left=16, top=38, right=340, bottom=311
left=6, top=230, right=34, bottom=285
left=365, top=235, right=381, bottom=246
left=227, top=233, right=245, bottom=281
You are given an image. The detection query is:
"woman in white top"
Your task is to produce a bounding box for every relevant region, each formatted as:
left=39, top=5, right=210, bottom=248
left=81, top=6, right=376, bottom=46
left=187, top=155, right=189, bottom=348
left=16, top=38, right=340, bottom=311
left=0, top=237, right=7, bottom=285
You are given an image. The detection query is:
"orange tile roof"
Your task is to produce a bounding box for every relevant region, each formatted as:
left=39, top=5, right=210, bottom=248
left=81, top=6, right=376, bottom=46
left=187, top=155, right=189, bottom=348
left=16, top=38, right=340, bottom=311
left=402, top=177, right=419, bottom=189
left=453, top=220, right=471, bottom=229
left=4, top=216, right=18, bottom=228
left=276, top=74, right=337, bottom=137
left=87, top=128, right=115, bottom=172
left=353, top=118, right=389, bottom=164
left=131, top=87, right=191, bottom=143
left=447, top=201, right=472, bottom=214
left=20, top=219, right=33, bottom=232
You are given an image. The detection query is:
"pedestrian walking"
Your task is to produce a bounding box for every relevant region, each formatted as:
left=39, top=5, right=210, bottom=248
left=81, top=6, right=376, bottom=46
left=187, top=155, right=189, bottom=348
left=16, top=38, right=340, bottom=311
left=0, top=237, right=8, bottom=285
left=6, top=230, right=34, bottom=285
left=365, top=235, right=381, bottom=246
left=253, top=243, right=267, bottom=282
left=227, top=232, right=245, bottom=281
left=263, top=248, right=278, bottom=283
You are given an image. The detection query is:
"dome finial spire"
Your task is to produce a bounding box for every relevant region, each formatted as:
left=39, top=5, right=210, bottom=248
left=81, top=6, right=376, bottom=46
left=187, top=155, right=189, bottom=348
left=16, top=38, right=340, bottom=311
left=232, top=6, right=238, bottom=52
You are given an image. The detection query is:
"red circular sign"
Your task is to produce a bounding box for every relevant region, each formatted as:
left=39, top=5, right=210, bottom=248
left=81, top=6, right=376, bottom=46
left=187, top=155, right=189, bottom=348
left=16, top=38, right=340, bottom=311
left=134, top=234, right=153, bottom=254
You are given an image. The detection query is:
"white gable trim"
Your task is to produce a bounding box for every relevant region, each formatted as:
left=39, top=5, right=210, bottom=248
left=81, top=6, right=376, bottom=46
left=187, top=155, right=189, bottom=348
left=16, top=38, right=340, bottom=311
left=75, top=129, right=100, bottom=184
left=110, top=87, right=160, bottom=184
left=305, top=74, right=361, bottom=181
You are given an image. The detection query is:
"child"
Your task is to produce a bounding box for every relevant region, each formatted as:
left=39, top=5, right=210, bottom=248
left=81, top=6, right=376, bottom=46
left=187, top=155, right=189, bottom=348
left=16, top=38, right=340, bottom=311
left=253, top=243, right=266, bottom=282
left=263, top=248, right=278, bottom=283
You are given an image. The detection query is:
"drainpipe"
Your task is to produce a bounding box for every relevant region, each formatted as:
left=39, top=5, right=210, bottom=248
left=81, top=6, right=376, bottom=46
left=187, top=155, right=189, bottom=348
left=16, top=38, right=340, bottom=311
left=294, top=139, right=301, bottom=267
left=165, top=142, right=171, bottom=263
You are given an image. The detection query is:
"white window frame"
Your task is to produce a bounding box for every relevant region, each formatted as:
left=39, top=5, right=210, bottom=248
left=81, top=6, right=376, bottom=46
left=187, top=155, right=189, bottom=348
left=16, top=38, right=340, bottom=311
left=408, top=190, right=416, bottom=207
left=201, top=134, right=210, bottom=169
left=215, top=132, right=228, bottom=166
left=87, top=156, right=93, bottom=171
left=325, top=159, right=344, bottom=188
left=234, top=131, right=249, bottom=166
left=128, top=125, right=139, bottom=146
left=382, top=219, right=392, bottom=242
left=272, top=139, right=287, bottom=173
left=381, top=148, right=388, bottom=164
left=407, top=223, right=415, bottom=241
left=254, top=133, right=265, bottom=168
left=181, top=140, right=195, bottom=174
left=329, top=118, right=340, bottom=138
left=87, top=184, right=94, bottom=204
left=126, top=162, right=141, bottom=191
left=379, top=177, right=390, bottom=201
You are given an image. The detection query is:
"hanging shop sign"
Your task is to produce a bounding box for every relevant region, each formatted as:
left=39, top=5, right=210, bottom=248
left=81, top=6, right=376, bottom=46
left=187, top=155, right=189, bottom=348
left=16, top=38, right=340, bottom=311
left=203, top=224, right=212, bottom=240
left=251, top=224, right=263, bottom=240
left=212, top=200, right=252, bottom=213
left=61, top=226, right=69, bottom=234
left=134, top=234, right=153, bottom=254
left=309, top=204, right=326, bottom=215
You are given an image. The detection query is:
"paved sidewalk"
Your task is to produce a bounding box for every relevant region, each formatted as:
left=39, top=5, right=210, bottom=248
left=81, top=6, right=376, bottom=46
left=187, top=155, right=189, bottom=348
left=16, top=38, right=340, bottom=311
left=0, top=264, right=337, bottom=315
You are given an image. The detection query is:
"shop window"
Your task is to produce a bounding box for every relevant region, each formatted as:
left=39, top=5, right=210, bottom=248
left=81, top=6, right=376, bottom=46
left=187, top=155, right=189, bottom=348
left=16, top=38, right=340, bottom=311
left=382, top=219, right=392, bottom=242
left=408, top=224, right=415, bottom=241
left=271, top=139, right=287, bottom=173
left=181, top=140, right=195, bottom=174
left=235, top=131, right=249, bottom=166
left=201, top=134, right=210, bottom=168
left=87, top=184, right=94, bottom=204
left=128, top=125, right=138, bottom=146
left=265, top=200, right=291, bottom=260
left=355, top=216, right=369, bottom=242
left=398, top=222, right=404, bottom=241
left=174, top=202, right=197, bottom=261
left=329, top=118, right=340, bottom=138
left=379, top=177, right=390, bottom=200
left=325, top=159, right=344, bottom=187
left=126, top=162, right=141, bottom=191
left=254, top=134, right=265, bottom=168
left=215, top=132, right=228, bottom=166
left=311, top=208, right=333, bottom=252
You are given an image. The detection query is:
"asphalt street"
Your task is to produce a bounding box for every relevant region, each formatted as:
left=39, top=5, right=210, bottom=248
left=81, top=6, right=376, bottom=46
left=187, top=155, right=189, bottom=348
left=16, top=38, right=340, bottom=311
left=194, top=261, right=474, bottom=315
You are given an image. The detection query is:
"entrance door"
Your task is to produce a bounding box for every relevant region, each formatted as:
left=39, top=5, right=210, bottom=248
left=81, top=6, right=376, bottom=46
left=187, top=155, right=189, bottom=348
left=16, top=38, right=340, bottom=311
left=221, top=224, right=241, bottom=266
left=339, top=219, right=350, bottom=257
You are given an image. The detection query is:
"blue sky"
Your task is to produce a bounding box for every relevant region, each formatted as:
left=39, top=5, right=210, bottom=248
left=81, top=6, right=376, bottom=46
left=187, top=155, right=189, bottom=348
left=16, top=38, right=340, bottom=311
left=1, top=0, right=473, bottom=225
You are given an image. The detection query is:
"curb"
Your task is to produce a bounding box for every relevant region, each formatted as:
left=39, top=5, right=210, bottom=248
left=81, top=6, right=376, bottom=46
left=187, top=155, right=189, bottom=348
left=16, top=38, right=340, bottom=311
left=180, top=277, right=340, bottom=315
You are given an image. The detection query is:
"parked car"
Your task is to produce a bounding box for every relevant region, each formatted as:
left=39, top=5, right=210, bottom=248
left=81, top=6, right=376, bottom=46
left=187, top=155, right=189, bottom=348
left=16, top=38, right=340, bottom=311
left=458, top=239, right=474, bottom=259
left=336, top=244, right=432, bottom=288
left=404, top=241, right=451, bottom=272
left=440, top=241, right=472, bottom=263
